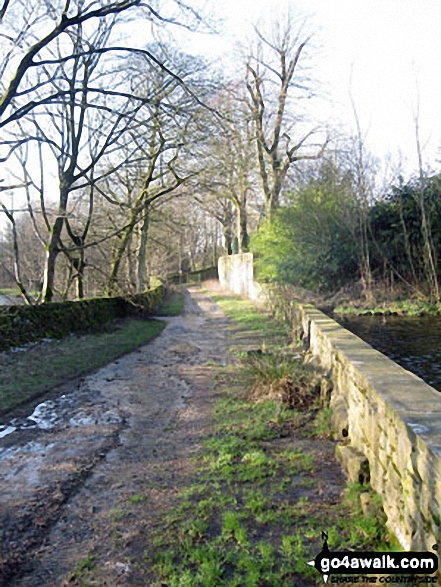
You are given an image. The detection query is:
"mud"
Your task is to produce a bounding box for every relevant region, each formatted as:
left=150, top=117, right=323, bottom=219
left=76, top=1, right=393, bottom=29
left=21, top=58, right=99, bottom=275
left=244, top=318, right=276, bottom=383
left=0, top=288, right=347, bottom=587
left=0, top=289, right=229, bottom=586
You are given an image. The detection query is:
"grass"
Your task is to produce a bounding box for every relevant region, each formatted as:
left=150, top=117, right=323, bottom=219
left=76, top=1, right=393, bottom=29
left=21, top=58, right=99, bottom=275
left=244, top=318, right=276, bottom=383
left=0, top=318, right=165, bottom=413
left=147, top=377, right=390, bottom=585
left=0, top=287, right=38, bottom=298
left=203, top=292, right=289, bottom=342
left=127, top=493, right=147, bottom=504
left=70, top=554, right=96, bottom=586
left=145, top=293, right=392, bottom=586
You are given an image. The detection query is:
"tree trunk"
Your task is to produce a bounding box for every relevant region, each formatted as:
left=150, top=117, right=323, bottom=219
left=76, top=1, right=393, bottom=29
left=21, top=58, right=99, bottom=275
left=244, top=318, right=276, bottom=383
left=237, top=203, right=249, bottom=253
left=107, top=213, right=139, bottom=295
left=224, top=224, right=233, bottom=255
left=76, top=254, right=85, bottom=300
left=137, top=203, right=150, bottom=292
left=41, top=216, right=64, bottom=302
left=415, top=112, right=439, bottom=300
left=127, top=233, right=137, bottom=292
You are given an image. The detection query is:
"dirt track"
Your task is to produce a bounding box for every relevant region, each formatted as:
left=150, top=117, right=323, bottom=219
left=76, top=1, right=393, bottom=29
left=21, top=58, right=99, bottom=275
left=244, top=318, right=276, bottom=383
left=0, top=288, right=230, bottom=586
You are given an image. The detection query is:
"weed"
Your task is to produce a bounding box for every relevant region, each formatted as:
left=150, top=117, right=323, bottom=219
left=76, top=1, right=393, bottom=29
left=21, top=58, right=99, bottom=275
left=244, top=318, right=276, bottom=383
left=128, top=493, right=146, bottom=504
left=244, top=489, right=267, bottom=514
left=75, top=554, right=95, bottom=573
left=109, top=508, right=128, bottom=522
left=240, top=349, right=319, bottom=412
left=71, top=554, right=95, bottom=584
left=314, top=406, right=333, bottom=437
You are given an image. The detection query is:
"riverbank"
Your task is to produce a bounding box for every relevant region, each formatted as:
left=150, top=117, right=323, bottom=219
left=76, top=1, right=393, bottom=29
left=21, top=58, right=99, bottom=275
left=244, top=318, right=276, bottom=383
left=320, top=279, right=441, bottom=316
left=333, top=298, right=441, bottom=316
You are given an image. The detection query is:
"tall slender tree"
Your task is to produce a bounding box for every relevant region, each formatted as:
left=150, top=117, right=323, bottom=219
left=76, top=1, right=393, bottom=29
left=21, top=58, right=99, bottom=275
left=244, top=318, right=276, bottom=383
left=245, top=14, right=328, bottom=218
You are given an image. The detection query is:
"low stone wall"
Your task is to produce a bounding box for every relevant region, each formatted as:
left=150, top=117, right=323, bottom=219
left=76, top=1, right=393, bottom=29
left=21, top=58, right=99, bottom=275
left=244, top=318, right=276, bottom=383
left=0, top=286, right=164, bottom=351
left=218, top=253, right=441, bottom=552
left=296, top=303, right=441, bottom=551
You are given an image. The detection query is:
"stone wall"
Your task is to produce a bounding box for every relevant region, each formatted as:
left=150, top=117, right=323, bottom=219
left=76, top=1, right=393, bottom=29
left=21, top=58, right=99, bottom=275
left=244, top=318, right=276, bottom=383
left=218, top=253, right=441, bottom=551
left=0, top=286, right=164, bottom=351
left=296, top=303, right=441, bottom=551
left=218, top=253, right=263, bottom=300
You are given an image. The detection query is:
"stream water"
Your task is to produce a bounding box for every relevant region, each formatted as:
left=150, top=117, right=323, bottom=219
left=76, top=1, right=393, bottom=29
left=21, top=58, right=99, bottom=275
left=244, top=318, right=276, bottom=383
left=334, top=314, right=441, bottom=392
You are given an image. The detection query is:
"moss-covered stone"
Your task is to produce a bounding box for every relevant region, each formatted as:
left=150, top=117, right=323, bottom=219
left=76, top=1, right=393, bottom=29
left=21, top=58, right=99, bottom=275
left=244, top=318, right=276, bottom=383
left=0, top=286, right=164, bottom=351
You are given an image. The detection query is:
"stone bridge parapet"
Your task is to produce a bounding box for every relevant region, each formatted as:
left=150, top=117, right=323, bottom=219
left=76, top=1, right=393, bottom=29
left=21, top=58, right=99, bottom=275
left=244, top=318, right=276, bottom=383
left=218, top=252, right=441, bottom=551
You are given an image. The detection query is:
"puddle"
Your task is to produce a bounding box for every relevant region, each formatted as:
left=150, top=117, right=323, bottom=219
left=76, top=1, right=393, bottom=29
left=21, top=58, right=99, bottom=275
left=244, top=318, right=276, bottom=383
left=1, top=387, right=124, bottom=442
left=28, top=400, right=60, bottom=429
left=0, top=440, right=55, bottom=461
left=0, top=425, right=16, bottom=438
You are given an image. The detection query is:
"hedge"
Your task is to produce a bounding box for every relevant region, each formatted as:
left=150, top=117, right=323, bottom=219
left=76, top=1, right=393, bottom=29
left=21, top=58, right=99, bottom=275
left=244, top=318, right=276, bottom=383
left=0, top=286, right=164, bottom=351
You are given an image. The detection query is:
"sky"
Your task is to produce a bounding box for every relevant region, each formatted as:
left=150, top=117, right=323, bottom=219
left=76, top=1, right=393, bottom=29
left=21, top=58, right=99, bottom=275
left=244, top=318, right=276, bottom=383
left=183, top=0, right=441, bottom=180
left=2, top=0, right=441, bottom=231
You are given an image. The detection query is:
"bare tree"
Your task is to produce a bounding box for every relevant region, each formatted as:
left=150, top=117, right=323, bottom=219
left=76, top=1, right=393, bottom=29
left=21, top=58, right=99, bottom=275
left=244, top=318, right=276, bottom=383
left=193, top=83, right=257, bottom=255
left=245, top=13, right=328, bottom=218
left=348, top=82, right=375, bottom=303
left=10, top=15, right=155, bottom=301
left=101, top=48, right=211, bottom=293
left=0, top=0, right=209, bottom=301
left=413, top=86, right=439, bottom=300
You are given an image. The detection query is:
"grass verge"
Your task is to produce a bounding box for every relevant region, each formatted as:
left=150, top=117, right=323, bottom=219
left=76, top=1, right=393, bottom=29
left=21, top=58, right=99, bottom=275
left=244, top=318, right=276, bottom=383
left=0, top=318, right=165, bottom=414
left=145, top=293, right=391, bottom=587
left=200, top=291, right=289, bottom=344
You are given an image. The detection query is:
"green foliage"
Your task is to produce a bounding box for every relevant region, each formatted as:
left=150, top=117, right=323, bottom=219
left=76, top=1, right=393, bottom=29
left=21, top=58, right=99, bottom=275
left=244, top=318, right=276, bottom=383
left=74, top=555, right=95, bottom=573
left=155, top=291, right=185, bottom=316
left=71, top=554, right=95, bottom=584
left=251, top=166, right=359, bottom=291
left=128, top=493, right=147, bottom=504
left=369, top=175, right=441, bottom=285
left=251, top=162, right=441, bottom=297
left=249, top=216, right=291, bottom=283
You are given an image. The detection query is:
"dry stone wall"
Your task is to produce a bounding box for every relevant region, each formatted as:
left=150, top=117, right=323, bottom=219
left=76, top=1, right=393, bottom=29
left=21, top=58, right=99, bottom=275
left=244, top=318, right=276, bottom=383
left=218, top=253, right=441, bottom=551
left=0, top=286, right=164, bottom=351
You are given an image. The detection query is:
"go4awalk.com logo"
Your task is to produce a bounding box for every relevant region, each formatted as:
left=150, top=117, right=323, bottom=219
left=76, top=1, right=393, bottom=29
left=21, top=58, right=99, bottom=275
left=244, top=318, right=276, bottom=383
left=307, top=533, right=438, bottom=584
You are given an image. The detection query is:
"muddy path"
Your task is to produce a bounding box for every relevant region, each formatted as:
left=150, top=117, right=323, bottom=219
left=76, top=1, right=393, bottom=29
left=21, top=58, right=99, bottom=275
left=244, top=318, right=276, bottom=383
left=0, top=288, right=230, bottom=586
left=0, top=288, right=349, bottom=587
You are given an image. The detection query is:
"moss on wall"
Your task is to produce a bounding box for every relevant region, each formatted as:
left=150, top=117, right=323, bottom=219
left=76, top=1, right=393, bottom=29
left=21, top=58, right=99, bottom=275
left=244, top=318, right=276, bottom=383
left=0, top=286, right=164, bottom=351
